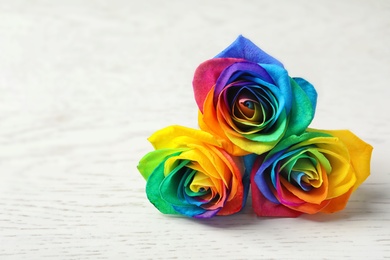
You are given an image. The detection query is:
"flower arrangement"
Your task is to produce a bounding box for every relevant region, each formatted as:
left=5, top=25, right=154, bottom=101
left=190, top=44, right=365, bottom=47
left=137, top=35, right=372, bottom=218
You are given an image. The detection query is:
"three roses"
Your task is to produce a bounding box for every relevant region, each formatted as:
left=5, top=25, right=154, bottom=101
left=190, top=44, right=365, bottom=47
left=137, top=35, right=372, bottom=218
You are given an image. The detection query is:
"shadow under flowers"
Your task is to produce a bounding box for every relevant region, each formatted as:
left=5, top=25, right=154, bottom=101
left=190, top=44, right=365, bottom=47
left=176, top=184, right=384, bottom=228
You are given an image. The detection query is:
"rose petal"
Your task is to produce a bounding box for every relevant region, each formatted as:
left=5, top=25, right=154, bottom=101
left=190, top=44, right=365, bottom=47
left=145, top=160, right=179, bottom=215
left=321, top=129, right=373, bottom=191
left=138, top=149, right=182, bottom=180
left=148, top=125, right=221, bottom=152
left=251, top=165, right=302, bottom=217
left=320, top=188, right=353, bottom=213
left=215, top=35, right=284, bottom=68
left=214, top=61, right=275, bottom=104
left=193, top=58, right=244, bottom=112
left=284, top=78, right=317, bottom=137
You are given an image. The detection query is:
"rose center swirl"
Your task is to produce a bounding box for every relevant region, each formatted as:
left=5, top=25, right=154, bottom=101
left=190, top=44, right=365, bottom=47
left=176, top=165, right=216, bottom=207
left=278, top=151, right=320, bottom=191
left=224, top=84, right=277, bottom=134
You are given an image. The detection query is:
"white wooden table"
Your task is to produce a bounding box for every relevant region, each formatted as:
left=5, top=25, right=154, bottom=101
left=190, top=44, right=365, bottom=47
left=1, top=1, right=389, bottom=259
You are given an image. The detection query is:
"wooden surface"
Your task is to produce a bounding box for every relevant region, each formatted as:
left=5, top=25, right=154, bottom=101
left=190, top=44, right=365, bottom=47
left=1, top=1, right=389, bottom=259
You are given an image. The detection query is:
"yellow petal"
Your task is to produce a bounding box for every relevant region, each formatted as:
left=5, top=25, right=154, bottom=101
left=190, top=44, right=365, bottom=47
left=321, top=129, right=373, bottom=191
left=148, top=125, right=220, bottom=149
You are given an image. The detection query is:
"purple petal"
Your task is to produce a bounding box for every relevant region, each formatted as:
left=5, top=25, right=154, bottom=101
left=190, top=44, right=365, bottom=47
left=214, top=61, right=274, bottom=104
left=194, top=208, right=220, bottom=219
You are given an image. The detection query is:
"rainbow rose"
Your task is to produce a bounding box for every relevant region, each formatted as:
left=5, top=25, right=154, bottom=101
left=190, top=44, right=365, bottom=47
left=193, top=35, right=317, bottom=156
left=250, top=129, right=373, bottom=217
left=137, top=125, right=249, bottom=218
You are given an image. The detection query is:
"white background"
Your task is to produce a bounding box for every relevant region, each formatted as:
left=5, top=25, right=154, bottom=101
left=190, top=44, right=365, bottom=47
left=1, top=0, right=389, bottom=259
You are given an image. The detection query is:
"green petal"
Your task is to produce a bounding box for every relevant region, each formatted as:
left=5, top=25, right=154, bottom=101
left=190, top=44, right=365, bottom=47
left=284, top=78, right=316, bottom=137
left=160, top=160, right=192, bottom=207
left=138, top=149, right=183, bottom=180
left=145, top=161, right=178, bottom=215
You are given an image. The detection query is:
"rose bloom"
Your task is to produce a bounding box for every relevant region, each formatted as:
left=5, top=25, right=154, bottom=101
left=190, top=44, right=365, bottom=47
left=193, top=35, right=317, bottom=156
left=137, top=125, right=249, bottom=218
left=249, top=129, right=373, bottom=217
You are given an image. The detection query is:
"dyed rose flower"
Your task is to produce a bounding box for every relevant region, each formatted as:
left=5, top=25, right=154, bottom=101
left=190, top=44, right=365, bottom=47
left=137, top=125, right=249, bottom=218
left=193, top=35, right=317, bottom=155
left=250, top=129, right=373, bottom=217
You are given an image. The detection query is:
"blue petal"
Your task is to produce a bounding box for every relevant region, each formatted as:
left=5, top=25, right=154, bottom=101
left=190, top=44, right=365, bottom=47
left=215, top=35, right=284, bottom=68
left=172, top=205, right=207, bottom=217
left=290, top=171, right=312, bottom=192
left=260, top=64, right=292, bottom=115
left=242, top=154, right=257, bottom=207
